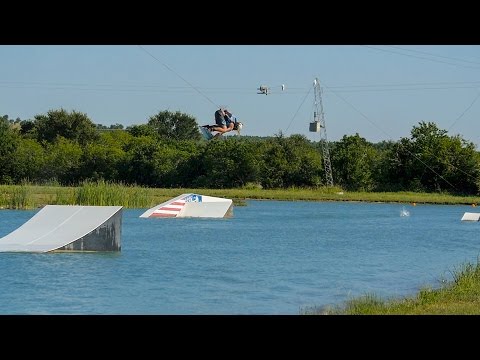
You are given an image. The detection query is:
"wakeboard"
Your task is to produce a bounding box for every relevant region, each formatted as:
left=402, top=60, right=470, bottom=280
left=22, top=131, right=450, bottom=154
left=199, top=121, right=243, bottom=140
left=200, top=126, right=214, bottom=140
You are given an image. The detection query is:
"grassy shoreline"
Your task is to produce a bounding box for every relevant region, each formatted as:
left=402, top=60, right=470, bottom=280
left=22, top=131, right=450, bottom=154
left=1, top=182, right=479, bottom=209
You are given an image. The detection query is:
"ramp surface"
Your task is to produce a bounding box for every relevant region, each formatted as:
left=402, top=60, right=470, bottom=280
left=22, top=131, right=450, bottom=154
left=0, top=205, right=123, bottom=253
left=461, top=212, right=480, bottom=221
left=140, top=193, right=233, bottom=218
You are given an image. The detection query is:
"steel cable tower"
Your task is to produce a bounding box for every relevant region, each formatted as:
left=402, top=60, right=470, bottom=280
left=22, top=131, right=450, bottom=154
left=309, top=78, right=334, bottom=187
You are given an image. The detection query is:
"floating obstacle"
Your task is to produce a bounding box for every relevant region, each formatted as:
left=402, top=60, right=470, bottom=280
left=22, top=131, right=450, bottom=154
left=140, top=193, right=233, bottom=218
left=0, top=205, right=122, bottom=253
left=461, top=212, right=480, bottom=221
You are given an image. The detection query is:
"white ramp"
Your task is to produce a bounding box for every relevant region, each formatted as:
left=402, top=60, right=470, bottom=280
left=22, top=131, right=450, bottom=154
left=0, top=205, right=123, bottom=253
left=140, top=193, right=233, bottom=218
left=461, top=212, right=480, bottom=221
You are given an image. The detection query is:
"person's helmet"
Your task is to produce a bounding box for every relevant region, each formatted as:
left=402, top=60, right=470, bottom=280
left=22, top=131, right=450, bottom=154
left=234, top=121, right=243, bottom=134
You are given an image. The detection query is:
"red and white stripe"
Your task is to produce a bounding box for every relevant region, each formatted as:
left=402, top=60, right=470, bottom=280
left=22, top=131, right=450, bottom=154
left=150, top=200, right=186, bottom=218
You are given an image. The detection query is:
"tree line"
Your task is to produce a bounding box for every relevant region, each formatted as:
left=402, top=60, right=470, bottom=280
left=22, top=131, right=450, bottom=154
left=1, top=109, right=479, bottom=195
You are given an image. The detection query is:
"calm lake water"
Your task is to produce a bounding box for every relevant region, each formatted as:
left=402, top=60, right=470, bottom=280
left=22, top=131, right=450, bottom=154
left=0, top=200, right=479, bottom=314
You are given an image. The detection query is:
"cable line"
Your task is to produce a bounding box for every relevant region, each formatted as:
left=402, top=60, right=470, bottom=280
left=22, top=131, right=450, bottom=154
left=324, top=82, right=458, bottom=191
left=137, top=45, right=219, bottom=108
left=285, top=86, right=312, bottom=133
left=448, top=90, right=480, bottom=131
left=361, top=45, right=480, bottom=70
left=386, top=45, right=480, bottom=66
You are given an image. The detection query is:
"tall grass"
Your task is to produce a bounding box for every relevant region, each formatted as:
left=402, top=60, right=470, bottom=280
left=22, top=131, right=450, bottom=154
left=55, top=187, right=76, bottom=205
left=74, top=180, right=150, bottom=207
left=0, top=182, right=31, bottom=209
left=0, top=181, right=152, bottom=209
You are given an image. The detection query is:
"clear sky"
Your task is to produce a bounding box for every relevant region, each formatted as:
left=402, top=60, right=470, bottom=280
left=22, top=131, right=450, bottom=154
left=1, top=45, right=480, bottom=147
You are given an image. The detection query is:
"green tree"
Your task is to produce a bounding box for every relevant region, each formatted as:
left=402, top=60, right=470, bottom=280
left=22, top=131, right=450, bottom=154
left=19, top=119, right=36, bottom=138
left=127, top=124, right=157, bottom=138
left=330, top=134, right=377, bottom=191
left=77, top=130, right=132, bottom=182
left=387, top=121, right=480, bottom=194
left=33, top=108, right=99, bottom=145
left=10, top=138, right=45, bottom=183
left=100, top=129, right=133, bottom=149
left=0, top=116, right=20, bottom=183
left=227, top=138, right=262, bottom=187
left=436, top=134, right=480, bottom=194
left=287, top=134, right=323, bottom=187
left=370, top=140, right=400, bottom=191
left=193, top=138, right=261, bottom=188
left=259, top=139, right=288, bottom=188
left=147, top=110, right=201, bottom=141
left=78, top=143, right=126, bottom=182
left=40, top=137, right=83, bottom=185
left=154, top=140, right=201, bottom=187
left=260, top=133, right=323, bottom=189
left=120, top=136, right=161, bottom=186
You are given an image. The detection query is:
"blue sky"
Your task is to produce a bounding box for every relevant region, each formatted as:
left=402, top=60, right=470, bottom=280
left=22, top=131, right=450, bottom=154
left=1, top=45, right=480, bottom=146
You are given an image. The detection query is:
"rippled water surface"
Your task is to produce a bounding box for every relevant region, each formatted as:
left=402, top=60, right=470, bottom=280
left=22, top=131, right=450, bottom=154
left=0, top=201, right=478, bottom=314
